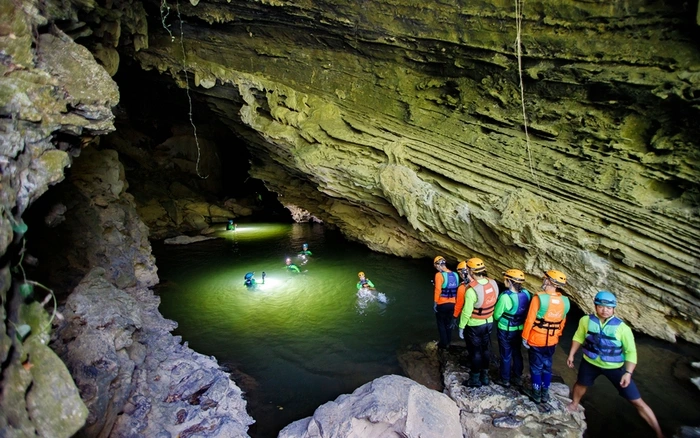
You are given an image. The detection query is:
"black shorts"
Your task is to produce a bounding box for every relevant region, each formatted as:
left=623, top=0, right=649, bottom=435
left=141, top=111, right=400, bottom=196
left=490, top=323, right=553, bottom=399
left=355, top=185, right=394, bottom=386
left=577, top=359, right=641, bottom=401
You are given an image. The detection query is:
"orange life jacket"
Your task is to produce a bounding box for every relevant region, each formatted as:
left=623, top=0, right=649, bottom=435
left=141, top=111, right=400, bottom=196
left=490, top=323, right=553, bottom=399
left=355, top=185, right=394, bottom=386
left=470, top=279, right=498, bottom=319
left=529, top=292, right=569, bottom=346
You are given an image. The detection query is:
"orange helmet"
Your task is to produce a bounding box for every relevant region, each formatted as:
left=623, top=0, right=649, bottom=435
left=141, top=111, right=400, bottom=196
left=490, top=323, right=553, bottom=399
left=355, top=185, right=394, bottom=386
left=545, top=269, right=567, bottom=286
left=433, top=256, right=446, bottom=265
left=467, top=258, right=486, bottom=272
left=358, top=271, right=365, bottom=278
left=456, top=261, right=468, bottom=271
left=504, top=269, right=525, bottom=283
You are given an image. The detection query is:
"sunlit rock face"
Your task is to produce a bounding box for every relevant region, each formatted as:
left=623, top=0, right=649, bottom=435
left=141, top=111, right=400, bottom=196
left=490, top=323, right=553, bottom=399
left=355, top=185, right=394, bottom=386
left=120, top=0, right=700, bottom=343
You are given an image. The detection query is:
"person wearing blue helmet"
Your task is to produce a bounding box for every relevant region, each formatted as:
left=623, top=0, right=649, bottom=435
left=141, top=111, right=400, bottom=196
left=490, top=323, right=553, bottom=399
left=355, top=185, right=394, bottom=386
left=566, top=291, right=663, bottom=438
left=298, top=243, right=312, bottom=257
left=244, top=272, right=257, bottom=288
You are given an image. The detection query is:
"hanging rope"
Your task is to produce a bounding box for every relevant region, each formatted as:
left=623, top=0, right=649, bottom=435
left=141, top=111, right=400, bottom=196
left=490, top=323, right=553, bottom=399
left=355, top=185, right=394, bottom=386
left=175, top=0, right=208, bottom=179
left=514, top=0, right=540, bottom=190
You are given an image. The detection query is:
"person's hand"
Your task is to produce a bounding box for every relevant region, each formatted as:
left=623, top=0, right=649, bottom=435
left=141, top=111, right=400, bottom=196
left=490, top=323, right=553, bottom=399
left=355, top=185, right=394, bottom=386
left=620, top=372, right=631, bottom=388
left=567, top=356, right=575, bottom=368
left=522, top=339, right=530, bottom=349
left=459, top=328, right=464, bottom=339
left=433, top=302, right=438, bottom=313
left=449, top=317, right=457, bottom=330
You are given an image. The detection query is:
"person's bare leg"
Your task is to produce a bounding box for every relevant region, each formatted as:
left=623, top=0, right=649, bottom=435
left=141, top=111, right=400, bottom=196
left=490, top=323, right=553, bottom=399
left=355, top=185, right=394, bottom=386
left=629, top=398, right=664, bottom=438
left=566, top=382, right=587, bottom=412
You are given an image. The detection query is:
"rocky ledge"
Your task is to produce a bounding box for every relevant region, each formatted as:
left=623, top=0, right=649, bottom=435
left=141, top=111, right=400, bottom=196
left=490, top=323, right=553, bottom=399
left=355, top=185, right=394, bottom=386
left=280, top=345, right=585, bottom=437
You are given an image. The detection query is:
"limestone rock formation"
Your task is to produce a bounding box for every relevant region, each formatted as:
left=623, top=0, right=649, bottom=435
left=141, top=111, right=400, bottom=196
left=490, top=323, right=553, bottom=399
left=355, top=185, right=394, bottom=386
left=52, top=267, right=254, bottom=437
left=278, top=374, right=463, bottom=438
left=121, top=0, right=699, bottom=343
left=442, top=349, right=586, bottom=437
left=19, top=0, right=695, bottom=343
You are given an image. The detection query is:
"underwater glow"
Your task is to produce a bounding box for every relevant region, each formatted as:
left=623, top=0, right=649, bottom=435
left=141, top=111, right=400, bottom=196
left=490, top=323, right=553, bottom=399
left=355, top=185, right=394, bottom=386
left=153, top=222, right=437, bottom=436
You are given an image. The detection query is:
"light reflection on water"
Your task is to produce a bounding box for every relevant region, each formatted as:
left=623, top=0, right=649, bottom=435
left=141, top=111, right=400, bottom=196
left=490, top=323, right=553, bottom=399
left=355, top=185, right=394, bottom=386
left=153, top=222, right=438, bottom=437
left=153, top=222, right=700, bottom=438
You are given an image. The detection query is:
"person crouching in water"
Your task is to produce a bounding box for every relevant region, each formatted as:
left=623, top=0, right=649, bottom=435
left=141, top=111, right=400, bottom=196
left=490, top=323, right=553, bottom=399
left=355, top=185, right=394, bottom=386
left=566, top=291, right=664, bottom=438
left=357, top=271, right=375, bottom=290
left=285, top=257, right=301, bottom=273
left=493, top=269, right=532, bottom=388
left=521, top=269, right=570, bottom=403
left=432, top=256, right=459, bottom=350
left=455, top=258, right=499, bottom=387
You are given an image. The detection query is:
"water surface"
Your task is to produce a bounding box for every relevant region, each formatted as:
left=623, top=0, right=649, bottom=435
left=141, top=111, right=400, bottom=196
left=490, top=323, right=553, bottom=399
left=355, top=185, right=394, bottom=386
left=153, top=222, right=700, bottom=438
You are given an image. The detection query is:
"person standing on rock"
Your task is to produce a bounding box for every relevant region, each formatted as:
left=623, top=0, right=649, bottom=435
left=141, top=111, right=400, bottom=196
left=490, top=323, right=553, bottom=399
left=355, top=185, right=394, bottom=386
left=432, top=256, right=460, bottom=350
left=566, top=291, right=664, bottom=438
left=493, top=269, right=532, bottom=388
left=521, top=270, right=570, bottom=403
left=454, top=258, right=499, bottom=387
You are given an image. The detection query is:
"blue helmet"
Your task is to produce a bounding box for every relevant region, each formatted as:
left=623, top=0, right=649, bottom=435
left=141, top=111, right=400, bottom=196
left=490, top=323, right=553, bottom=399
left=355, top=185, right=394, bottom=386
left=302, top=243, right=308, bottom=249
left=594, top=290, right=617, bottom=308
left=244, top=272, right=254, bottom=280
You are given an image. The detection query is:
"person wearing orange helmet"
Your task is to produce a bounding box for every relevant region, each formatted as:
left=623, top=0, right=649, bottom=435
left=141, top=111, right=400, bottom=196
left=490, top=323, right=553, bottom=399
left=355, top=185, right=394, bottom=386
left=521, top=269, right=571, bottom=403
left=453, top=257, right=499, bottom=387
left=493, top=269, right=532, bottom=388
left=432, top=255, right=460, bottom=350
left=356, top=271, right=375, bottom=290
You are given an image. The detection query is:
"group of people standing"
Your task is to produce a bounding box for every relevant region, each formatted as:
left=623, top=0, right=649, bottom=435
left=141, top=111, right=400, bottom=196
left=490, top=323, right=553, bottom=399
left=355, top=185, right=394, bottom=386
left=432, top=256, right=664, bottom=438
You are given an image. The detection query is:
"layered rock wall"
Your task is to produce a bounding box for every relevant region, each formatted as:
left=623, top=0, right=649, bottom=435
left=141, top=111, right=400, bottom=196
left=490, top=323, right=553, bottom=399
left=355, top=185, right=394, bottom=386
left=129, top=0, right=699, bottom=342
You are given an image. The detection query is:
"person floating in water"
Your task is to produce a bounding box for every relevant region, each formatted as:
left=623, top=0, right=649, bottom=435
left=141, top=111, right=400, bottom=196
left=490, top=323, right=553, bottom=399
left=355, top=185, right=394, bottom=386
left=244, top=272, right=257, bottom=288
left=298, top=243, right=312, bottom=257
left=285, top=257, right=301, bottom=273
left=356, top=271, right=375, bottom=290
left=297, top=243, right=312, bottom=265
left=226, top=220, right=237, bottom=231
left=244, top=271, right=266, bottom=289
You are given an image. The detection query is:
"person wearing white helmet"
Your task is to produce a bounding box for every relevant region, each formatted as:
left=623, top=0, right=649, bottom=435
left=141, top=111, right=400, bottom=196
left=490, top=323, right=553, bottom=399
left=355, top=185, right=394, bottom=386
left=566, top=291, right=663, bottom=438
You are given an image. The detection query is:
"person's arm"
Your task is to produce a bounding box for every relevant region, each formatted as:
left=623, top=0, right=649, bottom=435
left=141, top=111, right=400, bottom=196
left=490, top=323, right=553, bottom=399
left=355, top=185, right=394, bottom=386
left=459, top=288, right=477, bottom=329
left=433, top=272, right=443, bottom=303
left=293, top=265, right=301, bottom=273
left=454, top=284, right=466, bottom=318
left=618, top=323, right=638, bottom=388
left=521, top=295, right=541, bottom=343
left=367, top=279, right=375, bottom=289
left=356, top=282, right=362, bottom=290
left=493, top=294, right=510, bottom=322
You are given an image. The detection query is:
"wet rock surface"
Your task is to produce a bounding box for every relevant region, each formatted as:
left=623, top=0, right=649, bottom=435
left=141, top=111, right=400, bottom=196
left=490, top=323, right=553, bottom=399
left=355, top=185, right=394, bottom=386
left=278, top=374, right=463, bottom=438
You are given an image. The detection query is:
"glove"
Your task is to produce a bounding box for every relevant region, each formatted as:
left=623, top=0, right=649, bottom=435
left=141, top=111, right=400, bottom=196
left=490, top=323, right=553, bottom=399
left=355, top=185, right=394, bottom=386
left=459, top=328, right=464, bottom=339
left=433, top=302, right=438, bottom=313
left=449, top=317, right=457, bottom=330
left=522, top=339, right=530, bottom=349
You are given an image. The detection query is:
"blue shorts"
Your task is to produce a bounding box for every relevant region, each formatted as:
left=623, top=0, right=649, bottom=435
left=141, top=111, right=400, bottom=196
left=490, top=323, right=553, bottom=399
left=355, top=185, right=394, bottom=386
left=576, top=359, right=641, bottom=401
